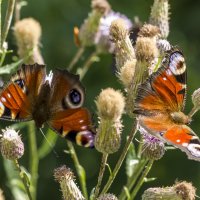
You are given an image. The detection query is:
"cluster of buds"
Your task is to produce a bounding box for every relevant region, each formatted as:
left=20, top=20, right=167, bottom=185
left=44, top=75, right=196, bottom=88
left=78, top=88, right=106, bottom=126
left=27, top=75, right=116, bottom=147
left=95, top=88, right=125, bottom=154
left=54, top=165, right=85, bottom=200
left=13, top=18, right=44, bottom=64
left=0, top=127, right=24, bottom=160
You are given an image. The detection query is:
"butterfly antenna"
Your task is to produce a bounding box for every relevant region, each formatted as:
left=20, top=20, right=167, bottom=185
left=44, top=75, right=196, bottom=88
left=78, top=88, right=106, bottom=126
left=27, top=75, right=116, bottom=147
left=39, top=128, right=59, bottom=158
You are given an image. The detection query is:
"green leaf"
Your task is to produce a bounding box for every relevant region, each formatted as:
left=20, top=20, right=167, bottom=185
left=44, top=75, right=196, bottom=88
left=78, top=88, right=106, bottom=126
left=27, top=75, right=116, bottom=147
left=123, top=186, right=131, bottom=200
left=126, top=143, right=139, bottom=178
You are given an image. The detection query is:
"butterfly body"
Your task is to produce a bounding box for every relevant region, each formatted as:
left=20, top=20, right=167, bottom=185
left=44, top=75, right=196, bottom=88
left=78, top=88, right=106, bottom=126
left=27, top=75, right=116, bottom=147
left=134, top=48, right=200, bottom=161
left=0, top=64, right=95, bottom=147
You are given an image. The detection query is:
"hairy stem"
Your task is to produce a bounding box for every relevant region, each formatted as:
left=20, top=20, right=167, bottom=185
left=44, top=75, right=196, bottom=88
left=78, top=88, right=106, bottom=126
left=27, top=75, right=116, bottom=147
left=28, top=123, right=39, bottom=200
left=1, top=0, right=16, bottom=48
left=94, top=153, right=108, bottom=199
left=67, top=141, right=88, bottom=200
left=13, top=159, right=32, bottom=200
left=101, top=118, right=138, bottom=195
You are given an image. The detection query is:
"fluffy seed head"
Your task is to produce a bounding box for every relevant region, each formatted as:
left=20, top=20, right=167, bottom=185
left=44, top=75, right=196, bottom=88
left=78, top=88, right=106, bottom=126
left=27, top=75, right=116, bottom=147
left=174, top=181, right=196, bottom=200
left=0, top=127, right=24, bottom=160
left=119, top=60, right=136, bottom=88
left=54, top=165, right=85, bottom=200
left=135, top=36, right=159, bottom=62
left=149, top=0, right=170, bottom=38
left=138, top=24, right=160, bottom=38
left=14, top=18, right=41, bottom=48
left=96, top=88, right=125, bottom=120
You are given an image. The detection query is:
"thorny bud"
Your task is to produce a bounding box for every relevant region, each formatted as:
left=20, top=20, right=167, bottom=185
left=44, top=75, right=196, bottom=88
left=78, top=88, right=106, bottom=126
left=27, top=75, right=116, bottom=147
left=78, top=0, right=111, bottom=47
left=95, top=88, right=125, bottom=154
left=54, top=165, right=85, bottom=200
left=13, top=18, right=44, bottom=64
left=95, top=11, right=132, bottom=54
left=110, top=18, right=135, bottom=71
left=142, top=181, right=196, bottom=200
left=0, top=127, right=24, bottom=160
left=98, top=193, right=118, bottom=200
left=141, top=131, right=165, bottom=160
left=149, top=0, right=170, bottom=38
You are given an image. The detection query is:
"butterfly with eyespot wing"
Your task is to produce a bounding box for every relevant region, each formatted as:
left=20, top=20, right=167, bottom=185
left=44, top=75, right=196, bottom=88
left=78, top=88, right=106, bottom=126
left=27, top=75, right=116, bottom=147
left=134, top=47, right=200, bottom=161
left=0, top=63, right=95, bottom=147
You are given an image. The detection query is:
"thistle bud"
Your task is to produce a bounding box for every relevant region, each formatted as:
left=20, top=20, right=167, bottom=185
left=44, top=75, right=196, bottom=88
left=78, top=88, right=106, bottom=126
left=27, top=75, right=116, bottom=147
left=13, top=18, right=44, bottom=64
left=192, top=88, right=200, bottom=110
left=141, top=131, right=165, bottom=160
left=95, top=88, right=125, bottom=154
left=0, top=189, right=4, bottom=200
left=54, top=165, right=85, bottom=200
left=149, top=0, right=170, bottom=38
left=95, top=11, right=132, bottom=54
left=0, top=127, right=24, bottom=160
left=142, top=181, right=196, bottom=200
left=119, top=60, right=136, bottom=88
left=109, top=18, right=135, bottom=71
left=98, top=193, right=118, bottom=200
left=78, top=0, right=111, bottom=47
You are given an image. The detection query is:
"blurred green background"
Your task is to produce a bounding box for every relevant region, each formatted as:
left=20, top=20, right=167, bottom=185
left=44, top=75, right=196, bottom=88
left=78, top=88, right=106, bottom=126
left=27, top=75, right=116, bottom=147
left=1, top=0, right=200, bottom=199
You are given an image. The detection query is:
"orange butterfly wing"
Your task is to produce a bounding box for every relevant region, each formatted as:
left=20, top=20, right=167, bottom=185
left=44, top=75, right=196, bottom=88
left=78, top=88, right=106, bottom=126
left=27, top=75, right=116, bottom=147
left=0, top=64, right=46, bottom=121
left=48, top=69, right=95, bottom=147
left=134, top=49, right=200, bottom=161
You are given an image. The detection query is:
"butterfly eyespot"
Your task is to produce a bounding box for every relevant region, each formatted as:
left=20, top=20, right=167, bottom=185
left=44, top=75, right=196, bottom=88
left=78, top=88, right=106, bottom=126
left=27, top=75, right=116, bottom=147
left=63, top=87, right=84, bottom=109
left=69, top=89, right=81, bottom=105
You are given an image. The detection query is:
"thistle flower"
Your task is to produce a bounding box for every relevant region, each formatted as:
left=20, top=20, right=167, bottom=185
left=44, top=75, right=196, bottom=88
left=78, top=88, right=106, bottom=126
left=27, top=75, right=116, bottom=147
left=13, top=18, right=44, bottom=64
left=0, top=127, right=24, bottom=160
left=149, top=0, right=170, bottom=38
left=142, top=181, right=196, bottom=200
left=109, top=18, right=135, bottom=71
left=95, top=11, right=133, bottom=54
left=78, top=0, right=111, bottom=47
left=141, top=130, right=165, bottom=160
left=54, top=165, right=85, bottom=200
left=95, top=88, right=125, bottom=154
left=98, top=193, right=118, bottom=200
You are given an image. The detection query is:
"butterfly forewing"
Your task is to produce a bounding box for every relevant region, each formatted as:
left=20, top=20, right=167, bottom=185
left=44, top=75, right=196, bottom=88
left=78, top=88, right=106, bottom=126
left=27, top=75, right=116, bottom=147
left=134, top=48, right=200, bottom=161
left=0, top=64, right=46, bottom=121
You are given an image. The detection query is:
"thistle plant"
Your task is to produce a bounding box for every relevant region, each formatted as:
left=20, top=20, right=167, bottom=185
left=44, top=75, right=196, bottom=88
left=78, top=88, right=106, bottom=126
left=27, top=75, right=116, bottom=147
left=0, top=0, right=199, bottom=200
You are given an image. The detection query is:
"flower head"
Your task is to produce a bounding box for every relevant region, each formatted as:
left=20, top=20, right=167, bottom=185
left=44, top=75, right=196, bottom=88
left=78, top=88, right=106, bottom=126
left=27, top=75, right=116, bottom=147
left=98, top=193, right=118, bottom=200
left=141, top=129, right=165, bottom=160
left=0, top=127, right=24, bottom=160
left=54, top=165, right=85, bottom=200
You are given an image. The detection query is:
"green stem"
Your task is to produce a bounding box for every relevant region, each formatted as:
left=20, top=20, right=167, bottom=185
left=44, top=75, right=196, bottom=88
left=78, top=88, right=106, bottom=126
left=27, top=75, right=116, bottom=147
left=13, top=159, right=33, bottom=200
left=94, top=153, right=108, bottom=199
left=68, top=47, right=85, bottom=71
left=28, top=123, right=39, bottom=200
left=119, top=159, right=148, bottom=200
left=67, top=141, right=88, bottom=200
left=1, top=0, right=16, bottom=48
left=78, top=51, right=98, bottom=81
left=101, top=118, right=138, bottom=195
left=130, top=160, right=154, bottom=199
